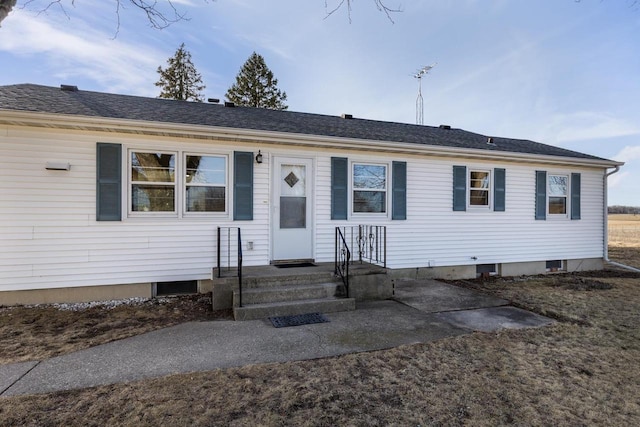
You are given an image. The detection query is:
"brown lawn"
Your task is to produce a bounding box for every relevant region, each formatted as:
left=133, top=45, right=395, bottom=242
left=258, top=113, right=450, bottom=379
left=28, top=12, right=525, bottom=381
left=0, top=215, right=639, bottom=425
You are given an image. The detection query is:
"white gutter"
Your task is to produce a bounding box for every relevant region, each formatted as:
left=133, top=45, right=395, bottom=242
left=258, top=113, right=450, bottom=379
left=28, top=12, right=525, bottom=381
left=602, top=166, right=640, bottom=273
left=0, top=110, right=624, bottom=169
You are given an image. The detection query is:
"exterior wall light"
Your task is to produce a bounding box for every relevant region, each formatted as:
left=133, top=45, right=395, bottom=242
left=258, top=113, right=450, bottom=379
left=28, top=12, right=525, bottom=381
left=45, top=162, right=71, bottom=171
left=255, top=150, right=263, bottom=164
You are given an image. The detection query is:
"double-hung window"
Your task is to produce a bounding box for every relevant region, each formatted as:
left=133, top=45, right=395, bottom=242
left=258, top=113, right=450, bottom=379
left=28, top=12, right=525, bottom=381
left=185, top=155, right=226, bottom=213
left=469, top=170, right=490, bottom=207
left=130, top=151, right=176, bottom=212
left=548, top=174, right=568, bottom=215
left=352, top=163, right=387, bottom=213
left=129, top=150, right=228, bottom=216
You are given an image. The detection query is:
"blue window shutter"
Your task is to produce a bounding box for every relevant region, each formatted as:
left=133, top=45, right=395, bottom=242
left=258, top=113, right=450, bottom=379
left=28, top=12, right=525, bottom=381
left=494, top=168, right=506, bottom=212
left=392, top=161, right=407, bottom=220
left=234, top=152, right=253, bottom=220
left=331, top=157, right=348, bottom=220
left=96, top=143, right=122, bottom=221
left=535, top=170, right=547, bottom=220
left=453, top=165, right=466, bottom=211
left=571, top=172, right=581, bottom=220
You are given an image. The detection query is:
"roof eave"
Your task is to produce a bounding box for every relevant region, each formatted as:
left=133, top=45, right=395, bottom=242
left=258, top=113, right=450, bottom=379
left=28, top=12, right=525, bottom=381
left=0, top=110, right=624, bottom=168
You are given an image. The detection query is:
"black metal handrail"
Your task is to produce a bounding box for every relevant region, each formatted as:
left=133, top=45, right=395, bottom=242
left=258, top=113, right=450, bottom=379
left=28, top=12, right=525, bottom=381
left=216, top=227, right=243, bottom=307
left=334, top=227, right=351, bottom=297
left=345, top=225, right=387, bottom=268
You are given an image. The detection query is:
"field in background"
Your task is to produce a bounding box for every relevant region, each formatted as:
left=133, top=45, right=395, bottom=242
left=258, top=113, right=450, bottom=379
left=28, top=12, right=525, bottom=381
left=608, top=214, right=640, bottom=269
left=609, top=214, right=640, bottom=246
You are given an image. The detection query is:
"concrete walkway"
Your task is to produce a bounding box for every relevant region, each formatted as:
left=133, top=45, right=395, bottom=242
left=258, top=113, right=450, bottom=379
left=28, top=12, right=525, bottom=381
left=0, top=279, right=553, bottom=397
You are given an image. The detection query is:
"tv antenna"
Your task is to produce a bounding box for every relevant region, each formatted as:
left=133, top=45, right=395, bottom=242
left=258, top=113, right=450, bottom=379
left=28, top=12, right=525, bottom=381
left=413, top=63, right=436, bottom=125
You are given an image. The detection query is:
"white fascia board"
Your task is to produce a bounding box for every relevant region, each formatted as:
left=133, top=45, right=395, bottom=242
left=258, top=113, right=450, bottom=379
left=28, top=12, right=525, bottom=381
left=0, top=110, right=624, bottom=169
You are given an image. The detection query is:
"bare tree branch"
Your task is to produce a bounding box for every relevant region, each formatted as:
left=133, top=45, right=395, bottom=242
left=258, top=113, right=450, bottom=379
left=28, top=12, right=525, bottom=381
left=325, top=0, right=402, bottom=24
left=128, top=0, right=187, bottom=30
left=9, top=0, right=192, bottom=34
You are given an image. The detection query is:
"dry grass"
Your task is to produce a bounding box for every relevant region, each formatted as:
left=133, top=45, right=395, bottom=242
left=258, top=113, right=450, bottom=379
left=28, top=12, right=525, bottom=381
left=0, top=295, right=232, bottom=365
left=2, top=268, right=640, bottom=426
left=609, top=213, right=640, bottom=248
left=1, top=217, right=639, bottom=425
left=608, top=214, right=640, bottom=269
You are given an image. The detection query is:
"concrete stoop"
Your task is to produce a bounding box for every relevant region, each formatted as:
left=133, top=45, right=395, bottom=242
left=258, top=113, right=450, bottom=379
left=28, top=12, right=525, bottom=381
left=233, top=296, right=356, bottom=321
left=232, top=275, right=355, bottom=321
left=211, top=262, right=389, bottom=320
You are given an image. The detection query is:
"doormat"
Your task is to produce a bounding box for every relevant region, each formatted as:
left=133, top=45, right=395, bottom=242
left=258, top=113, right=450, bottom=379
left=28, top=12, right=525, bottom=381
left=274, top=262, right=316, bottom=268
left=269, top=312, right=329, bottom=328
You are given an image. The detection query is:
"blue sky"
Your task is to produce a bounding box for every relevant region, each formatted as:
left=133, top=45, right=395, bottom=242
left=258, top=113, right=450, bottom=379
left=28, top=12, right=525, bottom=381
left=1, top=0, right=638, bottom=205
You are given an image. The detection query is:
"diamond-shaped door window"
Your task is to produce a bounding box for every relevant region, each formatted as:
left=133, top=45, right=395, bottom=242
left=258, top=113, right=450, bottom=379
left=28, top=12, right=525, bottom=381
left=284, top=171, right=299, bottom=188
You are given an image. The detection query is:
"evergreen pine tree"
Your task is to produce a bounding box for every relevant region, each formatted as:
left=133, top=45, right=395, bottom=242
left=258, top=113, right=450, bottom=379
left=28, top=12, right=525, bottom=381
left=155, top=43, right=205, bottom=102
left=226, top=52, right=288, bottom=110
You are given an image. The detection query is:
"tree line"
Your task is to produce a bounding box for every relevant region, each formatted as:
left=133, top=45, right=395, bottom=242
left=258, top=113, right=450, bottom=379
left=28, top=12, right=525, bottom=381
left=608, top=206, right=640, bottom=215
left=155, top=44, right=287, bottom=110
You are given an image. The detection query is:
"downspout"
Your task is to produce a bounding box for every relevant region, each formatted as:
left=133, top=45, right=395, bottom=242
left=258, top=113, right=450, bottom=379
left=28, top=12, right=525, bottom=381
left=603, top=166, right=640, bottom=272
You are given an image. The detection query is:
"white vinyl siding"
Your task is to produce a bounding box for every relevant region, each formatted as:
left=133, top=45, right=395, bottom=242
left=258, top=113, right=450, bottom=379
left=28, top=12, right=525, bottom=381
left=0, top=128, right=269, bottom=292
left=0, top=125, right=605, bottom=292
left=315, top=155, right=604, bottom=269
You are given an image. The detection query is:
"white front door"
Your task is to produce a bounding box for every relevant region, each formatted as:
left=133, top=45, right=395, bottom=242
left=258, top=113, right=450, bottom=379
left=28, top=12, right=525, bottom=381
left=272, top=157, right=314, bottom=262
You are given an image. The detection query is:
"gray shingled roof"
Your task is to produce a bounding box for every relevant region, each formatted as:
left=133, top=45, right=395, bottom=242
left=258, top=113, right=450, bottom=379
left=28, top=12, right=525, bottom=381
left=0, top=83, right=610, bottom=162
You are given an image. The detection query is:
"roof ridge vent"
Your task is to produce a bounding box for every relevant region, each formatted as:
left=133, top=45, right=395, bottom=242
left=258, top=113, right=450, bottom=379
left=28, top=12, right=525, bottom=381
left=208, top=98, right=220, bottom=104
left=224, top=101, right=235, bottom=108
left=487, top=137, right=495, bottom=145
left=341, top=113, right=353, bottom=119
left=439, top=124, right=451, bottom=130
left=60, top=85, right=78, bottom=92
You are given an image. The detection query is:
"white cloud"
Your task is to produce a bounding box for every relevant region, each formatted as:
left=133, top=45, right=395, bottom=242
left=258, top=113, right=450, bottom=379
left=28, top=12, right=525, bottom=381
left=0, top=9, right=162, bottom=95
left=538, top=112, right=640, bottom=145
left=608, top=170, right=629, bottom=189
left=613, top=145, right=640, bottom=163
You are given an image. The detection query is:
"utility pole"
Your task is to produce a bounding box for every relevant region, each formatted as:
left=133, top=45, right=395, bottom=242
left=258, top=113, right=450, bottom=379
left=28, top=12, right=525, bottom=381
left=413, top=64, right=436, bottom=125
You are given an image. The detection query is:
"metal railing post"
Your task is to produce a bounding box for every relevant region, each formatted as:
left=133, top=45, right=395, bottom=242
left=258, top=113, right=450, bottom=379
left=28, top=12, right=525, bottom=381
left=237, top=227, right=243, bottom=308
left=217, top=227, right=221, bottom=278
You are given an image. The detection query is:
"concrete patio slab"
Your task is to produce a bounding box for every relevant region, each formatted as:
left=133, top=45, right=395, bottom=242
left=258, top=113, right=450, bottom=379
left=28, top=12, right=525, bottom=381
left=436, top=306, right=555, bottom=332
left=393, top=278, right=509, bottom=312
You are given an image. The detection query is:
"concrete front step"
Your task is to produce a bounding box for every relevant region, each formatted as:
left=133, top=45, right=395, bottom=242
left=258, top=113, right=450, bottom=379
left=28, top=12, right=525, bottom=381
left=234, top=282, right=340, bottom=306
left=241, top=272, right=337, bottom=289
left=233, top=297, right=356, bottom=321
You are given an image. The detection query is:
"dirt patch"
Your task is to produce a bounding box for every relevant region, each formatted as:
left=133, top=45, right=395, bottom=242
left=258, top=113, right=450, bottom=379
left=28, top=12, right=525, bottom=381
left=0, top=294, right=231, bottom=365
left=608, top=246, right=640, bottom=270
left=559, top=277, right=613, bottom=291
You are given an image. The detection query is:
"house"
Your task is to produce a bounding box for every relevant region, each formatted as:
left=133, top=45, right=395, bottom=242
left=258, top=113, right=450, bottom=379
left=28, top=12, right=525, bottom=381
left=0, top=84, right=623, bottom=307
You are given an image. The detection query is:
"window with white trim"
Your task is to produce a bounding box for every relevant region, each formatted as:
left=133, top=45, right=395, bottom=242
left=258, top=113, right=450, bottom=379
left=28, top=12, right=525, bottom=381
left=548, top=174, right=568, bottom=215
left=130, top=151, right=176, bottom=212
left=469, top=169, right=490, bottom=207
left=185, top=154, right=226, bottom=213
left=128, top=150, right=228, bottom=217
left=352, top=163, right=387, bottom=213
